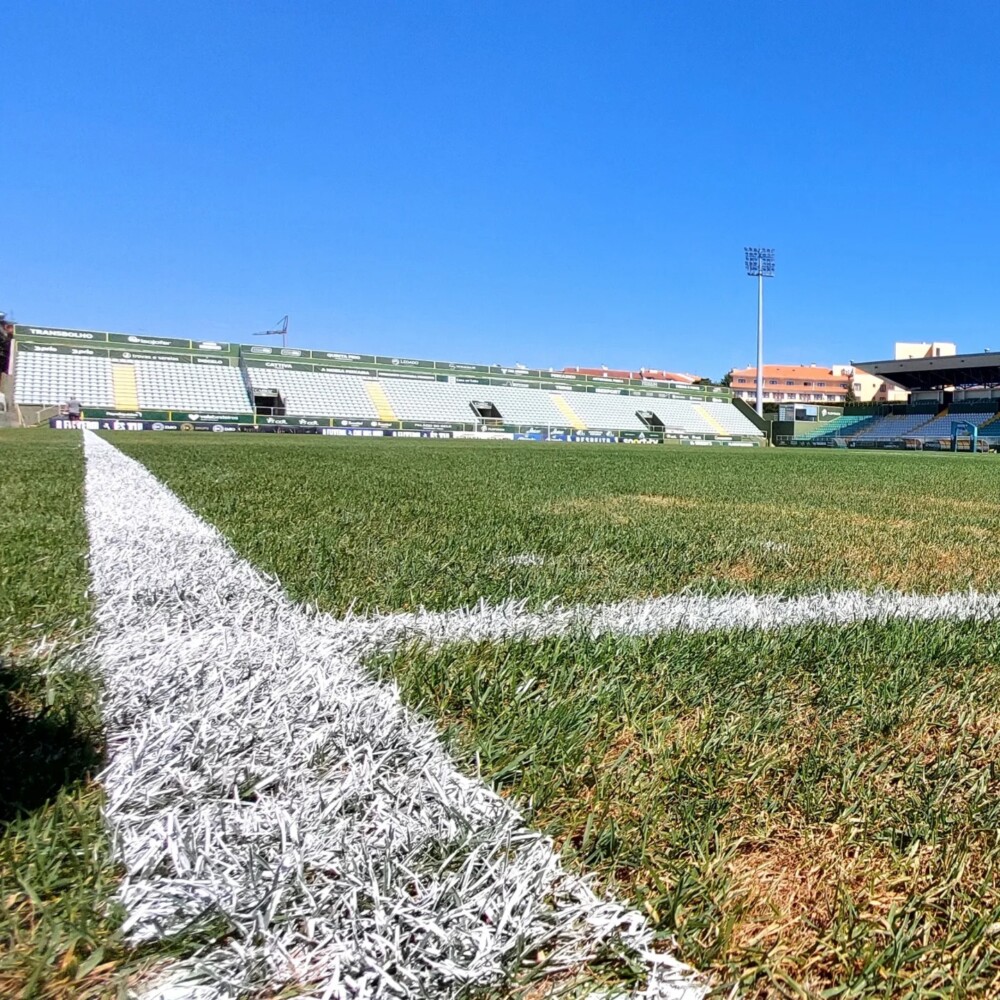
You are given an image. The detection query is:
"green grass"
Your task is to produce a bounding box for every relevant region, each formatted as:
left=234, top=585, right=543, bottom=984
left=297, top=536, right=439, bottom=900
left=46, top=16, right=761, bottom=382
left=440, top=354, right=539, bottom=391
left=85, top=433, right=1000, bottom=993
left=109, top=434, right=1000, bottom=615
left=0, top=429, right=134, bottom=999
left=378, top=621, right=1000, bottom=997
left=0, top=430, right=90, bottom=649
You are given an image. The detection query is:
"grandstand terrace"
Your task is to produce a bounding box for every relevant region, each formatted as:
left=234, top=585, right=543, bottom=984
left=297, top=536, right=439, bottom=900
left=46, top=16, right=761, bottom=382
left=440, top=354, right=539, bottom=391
left=6, top=324, right=764, bottom=444
left=783, top=350, right=1000, bottom=449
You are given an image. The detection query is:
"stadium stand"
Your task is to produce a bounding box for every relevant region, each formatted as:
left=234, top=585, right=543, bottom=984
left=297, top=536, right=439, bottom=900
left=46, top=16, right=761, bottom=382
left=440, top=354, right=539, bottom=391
left=699, top=400, right=761, bottom=436
left=910, top=411, right=995, bottom=440
left=15, top=351, right=115, bottom=407
left=372, top=377, right=472, bottom=424
left=365, top=381, right=398, bottom=421
left=792, top=414, right=875, bottom=440
left=849, top=412, right=935, bottom=441
left=556, top=391, right=655, bottom=432
left=10, top=324, right=765, bottom=442
left=111, top=362, right=139, bottom=409
left=132, top=360, right=252, bottom=413
left=978, top=413, right=1000, bottom=437
left=380, top=378, right=572, bottom=426
left=245, top=367, right=380, bottom=418
left=549, top=394, right=587, bottom=430
left=16, top=352, right=252, bottom=414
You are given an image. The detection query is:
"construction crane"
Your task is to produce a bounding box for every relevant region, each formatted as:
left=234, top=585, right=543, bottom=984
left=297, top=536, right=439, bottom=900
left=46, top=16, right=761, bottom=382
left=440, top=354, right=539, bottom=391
left=252, top=315, right=289, bottom=349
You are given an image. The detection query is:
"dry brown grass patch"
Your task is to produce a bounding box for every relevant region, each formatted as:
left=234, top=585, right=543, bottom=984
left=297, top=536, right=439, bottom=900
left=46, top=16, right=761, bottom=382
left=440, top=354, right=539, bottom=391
left=726, top=824, right=906, bottom=959
left=915, top=495, right=1000, bottom=516
left=960, top=524, right=993, bottom=540
left=633, top=494, right=703, bottom=511
left=599, top=725, right=650, bottom=768
left=891, top=706, right=1000, bottom=765
left=545, top=494, right=704, bottom=523
left=544, top=496, right=632, bottom=523
left=713, top=560, right=760, bottom=586
left=663, top=707, right=709, bottom=746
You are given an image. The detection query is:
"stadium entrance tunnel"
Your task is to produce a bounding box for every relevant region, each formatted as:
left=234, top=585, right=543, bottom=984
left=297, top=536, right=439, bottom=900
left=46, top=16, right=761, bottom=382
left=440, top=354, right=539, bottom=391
left=636, top=409, right=665, bottom=431
left=253, top=389, right=285, bottom=417
left=469, top=399, right=502, bottom=421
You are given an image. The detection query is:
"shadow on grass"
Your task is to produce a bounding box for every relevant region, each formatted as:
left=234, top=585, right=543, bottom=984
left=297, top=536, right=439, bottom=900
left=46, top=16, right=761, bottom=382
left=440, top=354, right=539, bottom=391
left=0, top=658, right=104, bottom=825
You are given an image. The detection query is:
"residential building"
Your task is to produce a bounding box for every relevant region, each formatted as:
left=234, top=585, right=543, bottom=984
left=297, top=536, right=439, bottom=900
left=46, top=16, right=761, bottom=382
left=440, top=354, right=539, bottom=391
left=728, top=363, right=905, bottom=405
left=832, top=365, right=908, bottom=404
left=728, top=364, right=850, bottom=404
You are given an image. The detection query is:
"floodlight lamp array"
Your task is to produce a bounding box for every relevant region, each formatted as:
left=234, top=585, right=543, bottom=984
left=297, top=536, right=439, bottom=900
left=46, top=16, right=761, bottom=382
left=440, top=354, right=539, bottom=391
left=744, top=247, right=775, bottom=277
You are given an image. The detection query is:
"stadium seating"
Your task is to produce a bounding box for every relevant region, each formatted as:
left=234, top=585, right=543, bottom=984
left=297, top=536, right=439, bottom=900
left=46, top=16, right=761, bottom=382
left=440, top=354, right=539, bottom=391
left=555, top=392, right=651, bottom=431
left=793, top=414, right=875, bottom=440
left=380, top=378, right=571, bottom=426
left=978, top=414, right=1000, bottom=437
left=14, top=334, right=763, bottom=439
left=14, top=352, right=115, bottom=407
left=850, top=413, right=934, bottom=441
left=911, top=411, right=995, bottom=439
left=698, top=400, right=761, bottom=436
left=541, top=390, right=755, bottom=435
left=374, top=378, right=477, bottom=423
left=242, top=367, right=761, bottom=435
left=245, top=367, right=378, bottom=418
left=16, top=351, right=252, bottom=413
left=132, top=361, right=252, bottom=413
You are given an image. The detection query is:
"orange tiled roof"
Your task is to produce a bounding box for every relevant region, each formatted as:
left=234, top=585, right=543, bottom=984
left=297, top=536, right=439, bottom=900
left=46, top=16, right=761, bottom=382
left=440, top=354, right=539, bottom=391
left=563, top=367, right=702, bottom=383
left=729, top=364, right=850, bottom=383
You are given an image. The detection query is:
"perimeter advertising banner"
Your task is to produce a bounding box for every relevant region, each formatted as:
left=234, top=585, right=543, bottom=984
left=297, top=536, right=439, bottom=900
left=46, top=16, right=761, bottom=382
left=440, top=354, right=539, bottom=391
left=17, top=326, right=236, bottom=355
left=50, top=418, right=455, bottom=437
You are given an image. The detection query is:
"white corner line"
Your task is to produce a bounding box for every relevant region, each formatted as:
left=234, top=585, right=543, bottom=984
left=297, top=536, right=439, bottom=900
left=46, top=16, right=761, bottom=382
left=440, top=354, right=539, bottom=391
left=82, top=430, right=707, bottom=1000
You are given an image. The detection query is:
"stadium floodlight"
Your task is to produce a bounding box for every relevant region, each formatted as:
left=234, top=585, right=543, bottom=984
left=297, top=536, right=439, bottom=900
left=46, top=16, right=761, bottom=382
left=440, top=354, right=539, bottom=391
left=745, top=248, right=775, bottom=417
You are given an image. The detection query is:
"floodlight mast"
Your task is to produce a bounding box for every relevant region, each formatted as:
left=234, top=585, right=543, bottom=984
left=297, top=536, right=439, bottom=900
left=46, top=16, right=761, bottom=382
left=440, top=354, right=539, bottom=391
left=744, top=248, right=775, bottom=417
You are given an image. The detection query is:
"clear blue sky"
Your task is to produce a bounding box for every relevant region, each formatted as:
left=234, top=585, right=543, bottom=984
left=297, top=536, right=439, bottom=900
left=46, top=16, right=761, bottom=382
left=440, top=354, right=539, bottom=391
left=5, top=2, right=1000, bottom=379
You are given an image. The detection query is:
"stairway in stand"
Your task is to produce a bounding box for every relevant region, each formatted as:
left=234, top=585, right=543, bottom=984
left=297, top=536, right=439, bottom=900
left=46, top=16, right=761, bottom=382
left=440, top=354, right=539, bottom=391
left=364, top=380, right=398, bottom=421
left=111, top=363, right=139, bottom=410
left=550, top=394, right=587, bottom=430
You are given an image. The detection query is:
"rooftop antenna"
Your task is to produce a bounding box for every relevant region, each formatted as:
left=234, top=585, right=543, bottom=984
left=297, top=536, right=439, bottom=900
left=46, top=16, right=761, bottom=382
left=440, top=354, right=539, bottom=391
left=253, top=315, right=289, bottom=349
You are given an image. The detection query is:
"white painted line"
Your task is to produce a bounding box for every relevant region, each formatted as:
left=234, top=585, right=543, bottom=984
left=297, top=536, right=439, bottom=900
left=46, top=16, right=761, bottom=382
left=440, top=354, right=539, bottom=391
left=328, top=586, right=1000, bottom=657
left=82, top=431, right=705, bottom=1000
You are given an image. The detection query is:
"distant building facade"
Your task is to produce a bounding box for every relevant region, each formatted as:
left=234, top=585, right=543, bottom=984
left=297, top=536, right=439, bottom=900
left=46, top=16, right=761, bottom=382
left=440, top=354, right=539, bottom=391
left=729, top=364, right=850, bottom=404
left=894, top=341, right=957, bottom=360
left=728, top=363, right=906, bottom=405
left=561, top=366, right=702, bottom=385
left=833, top=365, right=908, bottom=404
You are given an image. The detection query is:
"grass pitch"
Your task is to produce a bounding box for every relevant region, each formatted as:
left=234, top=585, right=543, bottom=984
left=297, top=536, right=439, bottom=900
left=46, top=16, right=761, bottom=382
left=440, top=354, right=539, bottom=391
left=0, top=429, right=127, bottom=998
left=380, top=623, right=1000, bottom=996
left=111, top=434, right=1000, bottom=614
left=10, top=429, right=1000, bottom=997
left=105, top=433, right=1000, bottom=995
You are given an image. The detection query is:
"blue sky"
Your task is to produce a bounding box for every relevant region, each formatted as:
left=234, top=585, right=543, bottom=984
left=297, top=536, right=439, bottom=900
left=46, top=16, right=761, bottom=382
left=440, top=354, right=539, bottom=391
left=5, top=2, right=1000, bottom=379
